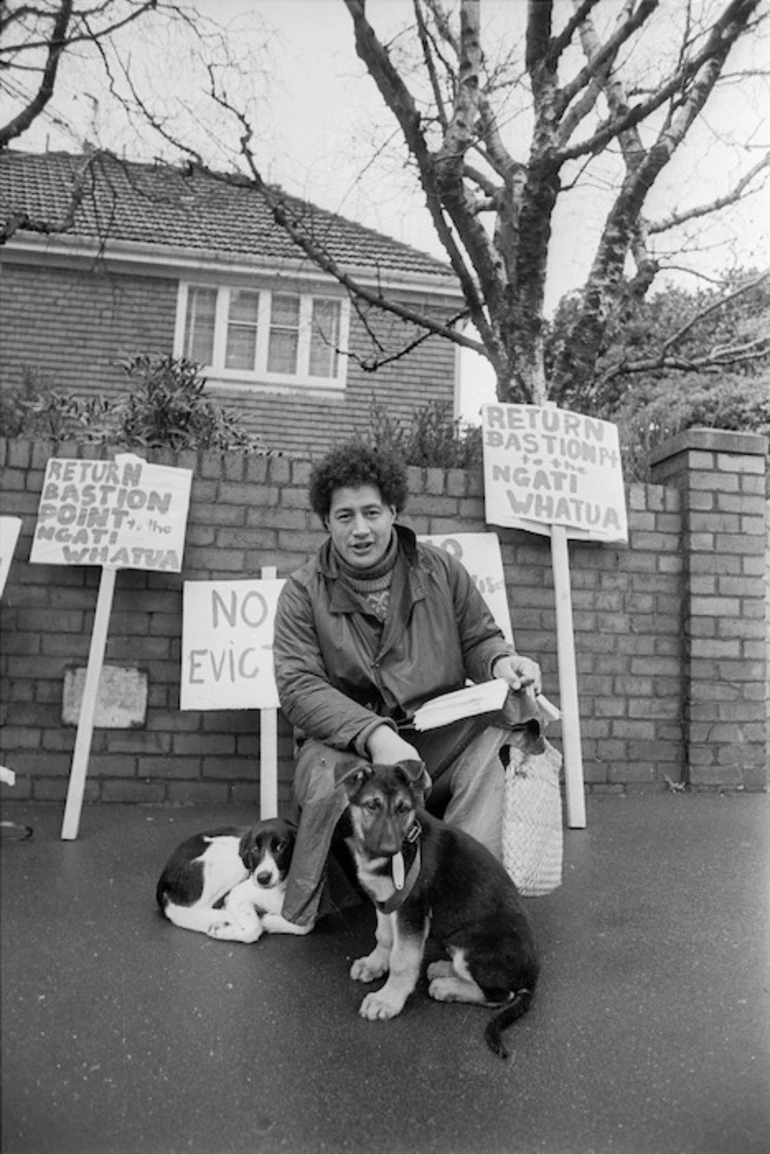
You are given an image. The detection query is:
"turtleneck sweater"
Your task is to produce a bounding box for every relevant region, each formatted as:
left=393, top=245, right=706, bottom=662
left=333, top=530, right=399, bottom=622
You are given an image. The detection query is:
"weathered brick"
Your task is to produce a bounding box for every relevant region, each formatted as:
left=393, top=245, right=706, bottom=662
left=690, top=596, right=741, bottom=617
left=611, top=720, right=658, bottom=740
left=716, top=452, right=764, bottom=474
left=609, top=761, right=655, bottom=784
left=714, top=533, right=765, bottom=555
left=101, top=780, right=167, bottom=802
left=690, top=470, right=738, bottom=492
left=139, top=756, right=200, bottom=779
left=167, top=781, right=231, bottom=805
left=268, top=458, right=292, bottom=485
left=34, top=778, right=96, bottom=801
left=689, top=638, right=742, bottom=660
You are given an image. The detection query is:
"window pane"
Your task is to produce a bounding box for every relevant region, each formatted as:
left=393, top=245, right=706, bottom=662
left=271, top=293, right=300, bottom=327
left=309, top=299, right=340, bottom=377
left=184, top=287, right=216, bottom=365
left=226, top=290, right=259, bottom=370
left=229, top=290, right=260, bottom=325
left=226, top=327, right=257, bottom=370
left=268, top=329, right=299, bottom=374
left=268, top=293, right=300, bottom=374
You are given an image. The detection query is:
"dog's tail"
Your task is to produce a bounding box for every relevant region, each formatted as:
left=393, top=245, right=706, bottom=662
left=484, top=987, right=534, bottom=1060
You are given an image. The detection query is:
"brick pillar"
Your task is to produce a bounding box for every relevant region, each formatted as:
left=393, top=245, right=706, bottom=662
left=650, top=429, right=768, bottom=790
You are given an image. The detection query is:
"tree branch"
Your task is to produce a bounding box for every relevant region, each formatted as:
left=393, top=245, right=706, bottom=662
left=0, top=0, right=74, bottom=148
left=192, top=90, right=486, bottom=357
left=660, top=268, right=769, bottom=354
left=648, top=149, right=770, bottom=234
left=343, top=0, right=506, bottom=370
left=597, top=269, right=770, bottom=387
left=553, top=0, right=658, bottom=123
left=554, top=0, right=760, bottom=166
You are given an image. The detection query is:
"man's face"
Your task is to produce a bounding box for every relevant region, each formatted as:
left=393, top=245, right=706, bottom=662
left=327, top=484, right=396, bottom=569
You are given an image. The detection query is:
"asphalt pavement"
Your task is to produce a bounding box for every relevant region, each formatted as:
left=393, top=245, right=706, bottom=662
left=1, top=791, right=768, bottom=1154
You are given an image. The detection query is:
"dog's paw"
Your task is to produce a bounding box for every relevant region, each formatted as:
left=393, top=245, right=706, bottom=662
left=350, top=953, right=388, bottom=983
left=428, top=974, right=485, bottom=1004
left=428, top=976, right=461, bottom=1002
left=359, top=990, right=404, bottom=1021
left=426, top=960, right=455, bottom=982
left=207, top=920, right=233, bottom=939
left=207, top=920, right=263, bottom=943
left=260, top=912, right=312, bottom=936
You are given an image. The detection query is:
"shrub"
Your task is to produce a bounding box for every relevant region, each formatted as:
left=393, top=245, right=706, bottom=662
left=365, top=396, right=483, bottom=469
left=614, top=374, right=770, bottom=481
left=115, top=355, right=272, bottom=453
left=0, top=356, right=274, bottom=454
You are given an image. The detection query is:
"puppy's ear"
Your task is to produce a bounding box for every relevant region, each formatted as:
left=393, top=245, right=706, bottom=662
left=397, top=759, right=432, bottom=797
left=339, top=763, right=374, bottom=799
left=239, top=828, right=260, bottom=871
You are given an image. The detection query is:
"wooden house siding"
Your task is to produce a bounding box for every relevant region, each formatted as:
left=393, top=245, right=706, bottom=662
left=0, top=258, right=461, bottom=457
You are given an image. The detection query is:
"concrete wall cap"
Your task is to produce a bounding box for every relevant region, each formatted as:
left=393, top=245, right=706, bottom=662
left=650, top=427, right=769, bottom=466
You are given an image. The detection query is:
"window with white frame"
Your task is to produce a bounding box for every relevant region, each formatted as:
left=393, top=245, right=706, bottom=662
left=179, top=283, right=347, bottom=388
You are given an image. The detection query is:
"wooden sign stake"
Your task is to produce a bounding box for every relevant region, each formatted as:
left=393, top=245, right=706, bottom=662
left=550, top=525, right=586, bottom=829
left=61, top=566, right=117, bottom=840
left=259, top=565, right=279, bottom=819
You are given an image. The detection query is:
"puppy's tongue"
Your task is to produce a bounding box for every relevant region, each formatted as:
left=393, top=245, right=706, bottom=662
left=392, top=851, right=405, bottom=890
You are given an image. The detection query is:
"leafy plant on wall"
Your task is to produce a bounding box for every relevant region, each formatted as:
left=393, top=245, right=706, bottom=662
left=0, top=355, right=274, bottom=454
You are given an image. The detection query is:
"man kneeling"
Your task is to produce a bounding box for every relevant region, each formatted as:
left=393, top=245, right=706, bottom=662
left=270, top=442, right=545, bottom=934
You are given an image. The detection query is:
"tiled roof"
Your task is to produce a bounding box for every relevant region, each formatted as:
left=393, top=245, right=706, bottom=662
left=0, top=149, right=455, bottom=282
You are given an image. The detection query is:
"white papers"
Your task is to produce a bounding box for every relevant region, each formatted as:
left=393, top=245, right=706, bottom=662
left=412, top=679, right=509, bottom=731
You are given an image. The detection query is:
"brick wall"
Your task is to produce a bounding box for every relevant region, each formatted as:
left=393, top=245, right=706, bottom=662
left=0, top=261, right=460, bottom=459
left=649, top=429, right=769, bottom=790
left=0, top=430, right=767, bottom=809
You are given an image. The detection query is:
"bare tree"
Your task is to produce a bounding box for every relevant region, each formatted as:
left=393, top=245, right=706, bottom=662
left=315, top=0, right=766, bottom=404
left=0, top=0, right=165, bottom=149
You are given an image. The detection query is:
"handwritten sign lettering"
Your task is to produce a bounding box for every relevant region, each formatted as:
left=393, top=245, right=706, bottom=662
left=482, top=404, right=628, bottom=543
left=30, top=456, right=192, bottom=571
left=180, top=579, right=286, bottom=710
left=419, top=532, right=513, bottom=642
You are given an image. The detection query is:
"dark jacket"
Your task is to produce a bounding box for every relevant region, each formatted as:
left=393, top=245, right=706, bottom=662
left=273, top=524, right=522, bottom=756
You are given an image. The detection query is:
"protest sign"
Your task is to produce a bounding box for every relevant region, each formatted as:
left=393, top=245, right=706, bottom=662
left=481, top=404, right=608, bottom=828
left=0, top=516, right=22, bottom=599
left=33, top=454, right=194, bottom=840
left=482, top=404, right=628, bottom=543
left=420, top=532, right=513, bottom=642
left=30, top=455, right=192, bottom=572
left=180, top=578, right=286, bottom=712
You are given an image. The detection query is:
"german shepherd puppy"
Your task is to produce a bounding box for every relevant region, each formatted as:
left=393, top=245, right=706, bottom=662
left=342, top=760, right=539, bottom=1059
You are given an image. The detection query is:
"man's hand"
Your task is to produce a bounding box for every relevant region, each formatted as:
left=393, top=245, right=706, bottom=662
left=492, top=654, right=542, bottom=694
left=365, top=725, right=421, bottom=765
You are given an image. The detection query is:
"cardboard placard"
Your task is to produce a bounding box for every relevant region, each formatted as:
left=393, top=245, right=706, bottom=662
left=30, top=455, right=192, bottom=571
left=482, top=404, right=628, bottom=543
left=180, top=579, right=286, bottom=711
left=419, top=532, right=513, bottom=643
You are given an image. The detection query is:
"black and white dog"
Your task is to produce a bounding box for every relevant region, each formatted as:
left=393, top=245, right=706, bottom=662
left=156, top=818, right=299, bottom=943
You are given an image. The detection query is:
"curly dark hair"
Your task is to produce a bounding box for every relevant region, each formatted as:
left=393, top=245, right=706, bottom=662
left=308, top=441, right=409, bottom=520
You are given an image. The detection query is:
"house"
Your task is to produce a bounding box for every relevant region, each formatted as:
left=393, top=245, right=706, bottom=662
left=0, top=150, right=465, bottom=456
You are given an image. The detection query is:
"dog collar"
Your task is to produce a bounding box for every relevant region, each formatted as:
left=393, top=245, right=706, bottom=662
left=376, top=822, right=422, bottom=914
